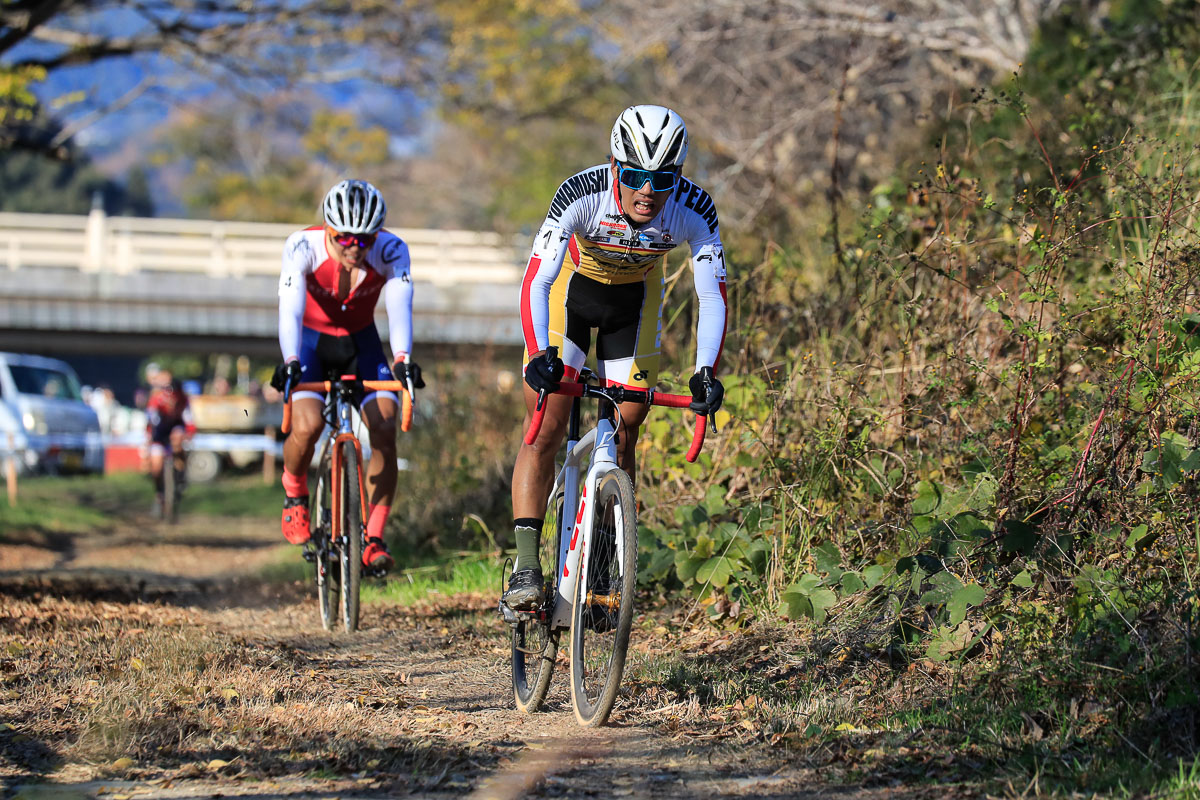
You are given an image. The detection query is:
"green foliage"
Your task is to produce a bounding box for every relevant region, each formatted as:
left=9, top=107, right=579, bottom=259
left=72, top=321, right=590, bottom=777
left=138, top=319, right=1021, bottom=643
left=627, top=9, right=1200, bottom=783
left=155, top=105, right=392, bottom=222
left=381, top=356, right=523, bottom=558
left=0, top=121, right=154, bottom=215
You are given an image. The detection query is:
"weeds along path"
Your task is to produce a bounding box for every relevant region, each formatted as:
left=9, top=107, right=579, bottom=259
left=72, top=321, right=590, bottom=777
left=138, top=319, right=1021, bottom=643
left=1, top=509, right=915, bottom=799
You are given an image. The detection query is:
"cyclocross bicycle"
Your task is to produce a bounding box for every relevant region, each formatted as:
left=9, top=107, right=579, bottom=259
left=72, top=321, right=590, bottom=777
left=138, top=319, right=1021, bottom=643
left=505, top=352, right=710, bottom=726
left=283, top=375, right=413, bottom=633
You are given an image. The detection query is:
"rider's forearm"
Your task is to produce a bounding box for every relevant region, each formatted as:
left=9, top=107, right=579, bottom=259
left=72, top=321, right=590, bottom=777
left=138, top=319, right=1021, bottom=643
left=691, top=243, right=728, bottom=371
left=277, top=283, right=306, bottom=361
left=384, top=276, right=414, bottom=360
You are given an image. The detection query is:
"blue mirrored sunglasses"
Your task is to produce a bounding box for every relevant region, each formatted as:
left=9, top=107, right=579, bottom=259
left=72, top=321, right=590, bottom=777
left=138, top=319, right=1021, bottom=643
left=617, top=163, right=679, bottom=192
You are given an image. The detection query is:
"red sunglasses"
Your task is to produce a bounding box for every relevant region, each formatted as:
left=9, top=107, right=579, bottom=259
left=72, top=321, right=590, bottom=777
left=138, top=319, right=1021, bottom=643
left=329, top=229, right=377, bottom=248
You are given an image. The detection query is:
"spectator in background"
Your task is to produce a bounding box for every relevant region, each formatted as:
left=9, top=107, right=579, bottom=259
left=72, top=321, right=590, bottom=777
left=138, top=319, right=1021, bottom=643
left=88, top=385, right=118, bottom=435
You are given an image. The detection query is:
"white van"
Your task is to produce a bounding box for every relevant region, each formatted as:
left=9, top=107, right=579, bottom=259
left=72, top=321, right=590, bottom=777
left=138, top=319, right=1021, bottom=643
left=0, top=352, right=104, bottom=475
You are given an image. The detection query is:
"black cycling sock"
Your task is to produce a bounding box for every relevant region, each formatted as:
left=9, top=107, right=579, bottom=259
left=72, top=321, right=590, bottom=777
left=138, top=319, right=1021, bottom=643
left=513, top=517, right=543, bottom=574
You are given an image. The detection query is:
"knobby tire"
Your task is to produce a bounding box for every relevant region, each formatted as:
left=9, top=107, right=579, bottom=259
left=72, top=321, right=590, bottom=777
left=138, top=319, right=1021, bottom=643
left=569, top=468, right=637, bottom=726
left=339, top=442, right=363, bottom=633
left=312, top=445, right=338, bottom=632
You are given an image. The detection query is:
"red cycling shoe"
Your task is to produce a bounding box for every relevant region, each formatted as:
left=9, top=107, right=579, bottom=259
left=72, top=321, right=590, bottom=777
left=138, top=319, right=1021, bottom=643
left=363, top=537, right=394, bottom=571
left=281, top=496, right=311, bottom=544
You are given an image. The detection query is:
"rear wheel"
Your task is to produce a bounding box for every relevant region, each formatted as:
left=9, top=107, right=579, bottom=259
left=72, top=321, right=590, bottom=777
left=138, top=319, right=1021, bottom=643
left=512, top=487, right=564, bottom=712
left=339, top=443, right=363, bottom=633
left=569, top=468, right=637, bottom=726
left=312, top=448, right=338, bottom=632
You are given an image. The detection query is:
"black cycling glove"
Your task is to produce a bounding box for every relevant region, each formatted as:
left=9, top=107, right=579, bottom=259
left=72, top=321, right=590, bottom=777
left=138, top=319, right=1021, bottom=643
left=525, top=348, right=565, bottom=394
left=689, top=366, right=724, bottom=416
left=270, top=360, right=302, bottom=392
left=392, top=360, right=426, bottom=389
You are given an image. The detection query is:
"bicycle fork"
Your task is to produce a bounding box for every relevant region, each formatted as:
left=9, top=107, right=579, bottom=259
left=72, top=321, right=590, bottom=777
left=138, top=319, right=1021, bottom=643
left=330, top=389, right=368, bottom=549
left=551, top=413, right=620, bottom=630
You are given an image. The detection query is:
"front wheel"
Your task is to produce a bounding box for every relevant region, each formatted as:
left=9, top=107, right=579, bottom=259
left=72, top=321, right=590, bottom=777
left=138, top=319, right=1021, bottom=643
left=339, top=442, right=364, bottom=633
left=569, top=468, right=637, bottom=726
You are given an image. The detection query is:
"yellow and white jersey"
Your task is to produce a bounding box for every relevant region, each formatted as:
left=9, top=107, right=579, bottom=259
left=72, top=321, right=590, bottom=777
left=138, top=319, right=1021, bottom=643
left=520, top=163, right=727, bottom=372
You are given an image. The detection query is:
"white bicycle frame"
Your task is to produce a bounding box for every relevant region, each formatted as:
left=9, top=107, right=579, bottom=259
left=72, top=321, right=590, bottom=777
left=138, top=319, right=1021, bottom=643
left=547, top=414, right=624, bottom=630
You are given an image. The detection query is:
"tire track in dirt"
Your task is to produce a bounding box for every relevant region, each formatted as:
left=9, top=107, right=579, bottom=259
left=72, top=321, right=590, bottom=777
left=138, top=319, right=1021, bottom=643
left=2, top=513, right=923, bottom=799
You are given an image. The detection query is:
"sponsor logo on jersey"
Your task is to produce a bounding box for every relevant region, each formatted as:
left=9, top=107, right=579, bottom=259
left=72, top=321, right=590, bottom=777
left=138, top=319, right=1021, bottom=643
left=673, top=178, right=720, bottom=234
left=289, top=236, right=314, bottom=259
left=381, top=237, right=404, bottom=264
left=547, top=167, right=611, bottom=221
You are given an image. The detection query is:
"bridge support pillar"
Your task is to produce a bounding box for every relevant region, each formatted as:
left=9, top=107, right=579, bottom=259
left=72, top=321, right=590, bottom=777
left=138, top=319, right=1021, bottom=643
left=83, top=195, right=106, bottom=273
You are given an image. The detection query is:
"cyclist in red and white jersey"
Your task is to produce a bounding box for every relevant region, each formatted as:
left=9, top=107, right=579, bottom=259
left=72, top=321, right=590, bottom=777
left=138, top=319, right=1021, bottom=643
left=270, top=179, right=425, bottom=572
left=503, top=105, right=728, bottom=610
left=145, top=367, right=195, bottom=516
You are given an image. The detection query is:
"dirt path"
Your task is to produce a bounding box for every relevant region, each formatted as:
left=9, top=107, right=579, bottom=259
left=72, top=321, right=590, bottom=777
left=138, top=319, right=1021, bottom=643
left=1, top=511, right=937, bottom=800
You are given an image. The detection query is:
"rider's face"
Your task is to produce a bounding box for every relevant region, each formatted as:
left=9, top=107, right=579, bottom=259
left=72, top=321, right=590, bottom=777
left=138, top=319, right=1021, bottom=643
left=325, top=227, right=369, bottom=269
left=611, top=160, right=675, bottom=225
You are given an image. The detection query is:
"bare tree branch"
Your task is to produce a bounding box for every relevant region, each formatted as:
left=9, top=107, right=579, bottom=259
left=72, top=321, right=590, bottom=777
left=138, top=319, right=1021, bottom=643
left=611, top=0, right=1097, bottom=230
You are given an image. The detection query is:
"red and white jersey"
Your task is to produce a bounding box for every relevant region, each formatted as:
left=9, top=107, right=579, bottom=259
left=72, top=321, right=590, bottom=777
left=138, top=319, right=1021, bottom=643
left=146, top=385, right=196, bottom=435
left=277, top=226, right=414, bottom=362
left=520, top=164, right=728, bottom=370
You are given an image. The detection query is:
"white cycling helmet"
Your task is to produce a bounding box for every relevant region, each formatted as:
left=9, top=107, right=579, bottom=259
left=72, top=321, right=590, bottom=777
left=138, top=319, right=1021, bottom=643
left=610, top=105, right=689, bottom=170
left=322, top=179, right=386, bottom=234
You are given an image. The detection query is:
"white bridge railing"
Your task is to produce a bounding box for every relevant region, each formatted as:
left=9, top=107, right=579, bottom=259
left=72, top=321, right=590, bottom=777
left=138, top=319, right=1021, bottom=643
left=0, top=210, right=526, bottom=286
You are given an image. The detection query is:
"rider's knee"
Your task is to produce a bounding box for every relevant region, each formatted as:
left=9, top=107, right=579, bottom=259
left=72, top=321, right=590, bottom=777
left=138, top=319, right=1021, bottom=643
left=369, top=420, right=397, bottom=453
left=527, top=425, right=567, bottom=457
left=289, top=413, right=324, bottom=443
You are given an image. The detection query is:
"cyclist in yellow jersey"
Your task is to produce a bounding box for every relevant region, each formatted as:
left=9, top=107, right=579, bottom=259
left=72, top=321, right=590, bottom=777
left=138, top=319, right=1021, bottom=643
left=503, top=105, right=728, bottom=611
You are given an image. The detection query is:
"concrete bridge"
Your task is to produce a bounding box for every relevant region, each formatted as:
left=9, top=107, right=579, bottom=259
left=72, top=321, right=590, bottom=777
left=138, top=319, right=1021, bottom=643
left=0, top=208, right=527, bottom=359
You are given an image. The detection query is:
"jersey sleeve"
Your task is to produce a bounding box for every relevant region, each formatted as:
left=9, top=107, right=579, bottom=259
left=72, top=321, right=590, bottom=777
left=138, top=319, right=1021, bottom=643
left=686, top=225, right=728, bottom=372
left=376, top=235, right=415, bottom=360
left=278, top=232, right=312, bottom=362
left=519, top=185, right=591, bottom=357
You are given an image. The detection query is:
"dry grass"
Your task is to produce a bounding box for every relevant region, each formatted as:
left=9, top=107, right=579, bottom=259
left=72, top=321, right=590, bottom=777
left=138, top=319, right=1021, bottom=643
left=0, top=595, right=484, bottom=784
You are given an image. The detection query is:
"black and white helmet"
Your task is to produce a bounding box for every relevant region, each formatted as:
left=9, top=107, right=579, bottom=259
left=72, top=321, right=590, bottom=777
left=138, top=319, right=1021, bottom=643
left=322, top=179, right=386, bottom=234
left=610, top=105, right=689, bottom=170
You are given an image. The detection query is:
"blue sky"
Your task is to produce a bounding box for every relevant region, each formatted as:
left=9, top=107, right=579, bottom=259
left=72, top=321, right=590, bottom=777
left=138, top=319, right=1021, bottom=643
left=7, top=4, right=431, bottom=208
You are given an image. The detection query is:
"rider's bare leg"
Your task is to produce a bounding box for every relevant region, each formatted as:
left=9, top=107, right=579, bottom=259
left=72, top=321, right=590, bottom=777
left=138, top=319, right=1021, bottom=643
left=168, top=428, right=186, bottom=475
left=614, top=400, right=650, bottom=487
left=148, top=449, right=165, bottom=495
left=509, top=385, right=572, bottom=574
left=361, top=395, right=398, bottom=508
left=282, top=397, right=324, bottom=496
left=512, top=385, right=572, bottom=519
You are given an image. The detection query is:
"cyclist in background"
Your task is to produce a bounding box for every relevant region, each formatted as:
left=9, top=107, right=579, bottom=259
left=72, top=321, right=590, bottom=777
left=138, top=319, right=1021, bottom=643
left=270, top=179, right=424, bottom=573
left=145, top=367, right=195, bottom=517
left=502, top=105, right=728, bottom=612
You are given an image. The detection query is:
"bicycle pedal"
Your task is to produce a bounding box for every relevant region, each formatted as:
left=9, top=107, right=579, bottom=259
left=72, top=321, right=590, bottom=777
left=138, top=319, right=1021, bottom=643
left=498, top=600, right=521, bottom=625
